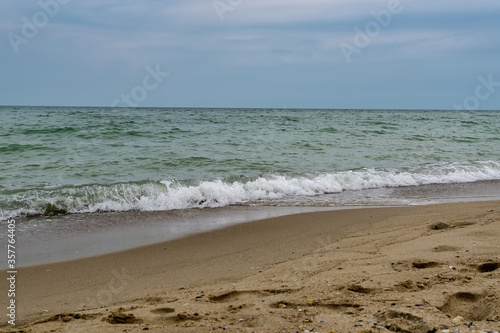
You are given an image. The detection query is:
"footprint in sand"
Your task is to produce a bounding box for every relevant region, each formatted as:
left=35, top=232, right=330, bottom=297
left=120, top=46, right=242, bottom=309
left=375, top=310, right=431, bottom=333
left=433, top=245, right=461, bottom=252
left=208, top=289, right=293, bottom=303
left=270, top=300, right=362, bottom=314
left=347, top=284, right=374, bottom=294
left=391, top=260, right=441, bottom=272
left=477, top=262, right=500, bottom=273
left=411, top=260, right=440, bottom=269
left=150, top=307, right=175, bottom=314
left=35, top=313, right=97, bottom=324
left=428, top=221, right=476, bottom=231
left=438, top=291, right=497, bottom=321
left=428, top=222, right=452, bottom=230
left=103, top=312, right=141, bottom=324
left=160, top=311, right=204, bottom=323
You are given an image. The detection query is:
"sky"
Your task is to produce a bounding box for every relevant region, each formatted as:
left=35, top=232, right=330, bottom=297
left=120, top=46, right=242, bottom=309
left=1, top=0, right=499, bottom=109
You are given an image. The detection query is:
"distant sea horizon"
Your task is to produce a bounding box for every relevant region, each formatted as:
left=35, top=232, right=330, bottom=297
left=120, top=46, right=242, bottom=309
left=2, top=105, right=500, bottom=111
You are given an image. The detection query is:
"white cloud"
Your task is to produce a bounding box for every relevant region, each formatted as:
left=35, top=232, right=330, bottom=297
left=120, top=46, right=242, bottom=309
left=2, top=0, right=499, bottom=107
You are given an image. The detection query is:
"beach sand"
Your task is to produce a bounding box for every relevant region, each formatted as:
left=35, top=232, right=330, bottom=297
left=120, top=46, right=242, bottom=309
left=2, top=201, right=500, bottom=332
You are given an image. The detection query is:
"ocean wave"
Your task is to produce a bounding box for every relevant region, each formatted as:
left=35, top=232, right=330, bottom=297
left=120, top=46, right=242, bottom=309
left=1, top=160, right=499, bottom=219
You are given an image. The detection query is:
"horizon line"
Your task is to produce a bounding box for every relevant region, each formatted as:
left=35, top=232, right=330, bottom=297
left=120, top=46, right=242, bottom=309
left=1, top=105, right=499, bottom=112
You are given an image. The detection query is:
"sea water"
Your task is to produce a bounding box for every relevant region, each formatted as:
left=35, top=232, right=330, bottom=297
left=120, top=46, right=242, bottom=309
left=1, top=106, right=500, bottom=219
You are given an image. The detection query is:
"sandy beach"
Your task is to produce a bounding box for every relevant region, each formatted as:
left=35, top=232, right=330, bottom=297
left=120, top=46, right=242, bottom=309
left=3, top=1, right=500, bottom=332
left=2, top=201, right=500, bottom=332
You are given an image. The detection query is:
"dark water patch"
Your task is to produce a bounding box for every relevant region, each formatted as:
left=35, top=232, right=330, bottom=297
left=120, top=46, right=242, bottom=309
left=164, top=127, right=191, bottom=134
left=404, top=134, right=428, bottom=142
left=173, top=156, right=215, bottom=167
left=0, top=144, right=57, bottom=153
left=450, top=136, right=479, bottom=143
left=43, top=203, right=68, bottom=216
left=318, top=127, right=339, bottom=133
left=125, top=130, right=145, bottom=137
left=460, top=120, right=480, bottom=126
left=363, top=129, right=389, bottom=135
left=380, top=124, right=399, bottom=130
left=21, top=127, right=77, bottom=135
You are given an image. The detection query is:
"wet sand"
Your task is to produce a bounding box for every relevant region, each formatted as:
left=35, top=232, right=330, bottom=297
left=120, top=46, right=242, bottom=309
left=2, top=201, right=500, bottom=332
left=14, top=206, right=337, bottom=267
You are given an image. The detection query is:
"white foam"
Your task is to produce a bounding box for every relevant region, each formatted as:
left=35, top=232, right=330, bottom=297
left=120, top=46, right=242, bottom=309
left=1, top=160, right=500, bottom=219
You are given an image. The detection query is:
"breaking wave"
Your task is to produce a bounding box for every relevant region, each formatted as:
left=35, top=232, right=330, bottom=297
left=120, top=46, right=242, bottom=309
left=1, top=160, right=499, bottom=219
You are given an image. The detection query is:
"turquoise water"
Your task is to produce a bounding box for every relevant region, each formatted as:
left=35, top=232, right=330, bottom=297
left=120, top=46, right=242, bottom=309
left=1, top=106, right=499, bottom=218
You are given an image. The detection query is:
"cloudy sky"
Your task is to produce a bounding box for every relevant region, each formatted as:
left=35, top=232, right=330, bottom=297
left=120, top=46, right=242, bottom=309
left=1, top=0, right=499, bottom=109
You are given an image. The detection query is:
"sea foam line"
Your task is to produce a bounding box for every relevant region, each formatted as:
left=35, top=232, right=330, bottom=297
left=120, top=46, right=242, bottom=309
left=1, top=160, right=499, bottom=219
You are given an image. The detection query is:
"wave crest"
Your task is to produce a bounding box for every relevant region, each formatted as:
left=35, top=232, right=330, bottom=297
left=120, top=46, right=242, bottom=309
left=1, top=161, right=499, bottom=219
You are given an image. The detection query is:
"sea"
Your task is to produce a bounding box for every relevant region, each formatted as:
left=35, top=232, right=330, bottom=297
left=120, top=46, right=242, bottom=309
left=1, top=106, right=500, bottom=265
left=2, top=106, right=500, bottom=218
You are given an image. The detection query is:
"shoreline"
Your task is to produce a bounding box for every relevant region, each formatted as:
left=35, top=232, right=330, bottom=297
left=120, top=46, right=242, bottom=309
left=11, top=179, right=500, bottom=268
left=14, top=206, right=339, bottom=268
left=2, top=200, right=499, bottom=332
